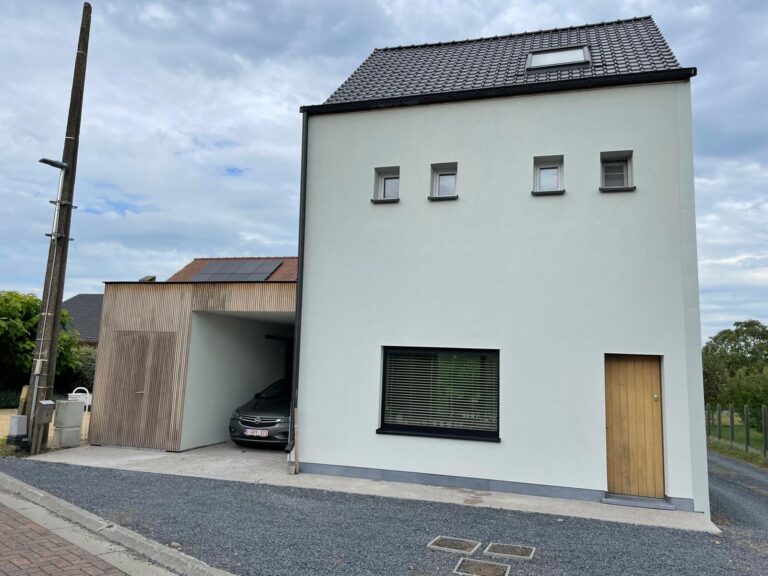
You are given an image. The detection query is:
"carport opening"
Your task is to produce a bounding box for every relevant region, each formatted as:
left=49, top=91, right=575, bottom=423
left=179, top=310, right=295, bottom=451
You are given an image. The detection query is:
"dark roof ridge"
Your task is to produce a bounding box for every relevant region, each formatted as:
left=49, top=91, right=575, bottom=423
left=375, top=15, right=654, bottom=52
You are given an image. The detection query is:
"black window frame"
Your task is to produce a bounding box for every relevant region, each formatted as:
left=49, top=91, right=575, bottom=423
left=377, top=346, right=501, bottom=443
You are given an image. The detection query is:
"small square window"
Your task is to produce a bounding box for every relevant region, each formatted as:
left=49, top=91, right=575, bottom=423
left=600, top=151, right=635, bottom=192
left=532, top=155, right=564, bottom=196
left=383, top=176, right=399, bottom=199
left=437, top=173, right=456, bottom=196
left=373, top=167, right=400, bottom=203
left=430, top=163, right=458, bottom=200
left=603, top=162, right=627, bottom=187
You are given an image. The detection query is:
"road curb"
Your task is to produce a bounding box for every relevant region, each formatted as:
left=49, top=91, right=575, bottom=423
left=0, top=470, right=237, bottom=576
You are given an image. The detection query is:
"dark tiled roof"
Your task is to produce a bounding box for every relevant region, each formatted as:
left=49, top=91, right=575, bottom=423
left=62, top=293, right=103, bottom=343
left=310, top=16, right=691, bottom=112
left=167, top=257, right=298, bottom=282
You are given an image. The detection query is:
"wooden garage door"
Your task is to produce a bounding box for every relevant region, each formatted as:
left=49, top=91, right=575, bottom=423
left=90, top=331, right=176, bottom=450
left=605, top=354, right=664, bottom=498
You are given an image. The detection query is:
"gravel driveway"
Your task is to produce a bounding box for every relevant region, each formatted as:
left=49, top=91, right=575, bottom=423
left=708, top=451, right=768, bottom=562
left=0, top=456, right=765, bottom=576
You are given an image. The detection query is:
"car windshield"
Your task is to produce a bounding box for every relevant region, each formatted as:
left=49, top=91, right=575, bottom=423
left=258, top=379, right=291, bottom=399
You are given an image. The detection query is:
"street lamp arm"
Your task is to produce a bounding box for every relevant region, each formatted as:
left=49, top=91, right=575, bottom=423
left=38, top=158, right=69, bottom=170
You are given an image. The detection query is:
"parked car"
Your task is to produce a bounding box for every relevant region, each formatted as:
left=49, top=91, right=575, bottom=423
left=229, top=378, right=291, bottom=446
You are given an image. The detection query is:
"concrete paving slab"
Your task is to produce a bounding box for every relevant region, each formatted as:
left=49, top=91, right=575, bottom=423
left=30, top=442, right=720, bottom=533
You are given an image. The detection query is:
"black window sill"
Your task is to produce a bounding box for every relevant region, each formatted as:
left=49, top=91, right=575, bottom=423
left=371, top=197, right=400, bottom=204
left=428, top=194, right=459, bottom=202
left=599, top=186, right=636, bottom=193
left=531, top=189, right=565, bottom=196
left=376, top=427, right=500, bottom=443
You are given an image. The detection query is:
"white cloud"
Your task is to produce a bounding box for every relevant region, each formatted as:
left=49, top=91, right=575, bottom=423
left=0, top=0, right=766, bottom=343
left=139, top=3, right=177, bottom=28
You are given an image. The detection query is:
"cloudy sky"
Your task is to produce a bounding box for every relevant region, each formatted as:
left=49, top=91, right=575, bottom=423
left=0, top=0, right=766, bottom=340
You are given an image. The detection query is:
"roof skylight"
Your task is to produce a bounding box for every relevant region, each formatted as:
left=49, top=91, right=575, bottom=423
left=528, top=47, right=589, bottom=69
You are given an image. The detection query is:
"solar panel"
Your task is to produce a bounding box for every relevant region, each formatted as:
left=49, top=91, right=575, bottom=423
left=237, top=260, right=262, bottom=273
left=201, top=261, right=226, bottom=273
left=256, top=260, right=282, bottom=276
left=218, top=261, right=243, bottom=273
left=187, top=259, right=283, bottom=282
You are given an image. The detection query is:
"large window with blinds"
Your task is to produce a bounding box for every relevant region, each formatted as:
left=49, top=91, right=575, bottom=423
left=378, top=347, right=500, bottom=441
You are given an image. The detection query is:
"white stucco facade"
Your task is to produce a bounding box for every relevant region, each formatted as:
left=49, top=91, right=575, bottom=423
left=297, top=81, right=709, bottom=513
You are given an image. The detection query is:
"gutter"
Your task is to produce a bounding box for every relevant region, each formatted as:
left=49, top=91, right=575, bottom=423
left=285, top=111, right=309, bottom=472
left=300, top=68, right=697, bottom=116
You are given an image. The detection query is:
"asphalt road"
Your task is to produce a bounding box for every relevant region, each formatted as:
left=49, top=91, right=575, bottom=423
left=708, top=451, right=768, bottom=560
left=0, top=454, right=766, bottom=576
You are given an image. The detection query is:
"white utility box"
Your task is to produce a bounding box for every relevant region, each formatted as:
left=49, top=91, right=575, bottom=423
left=7, top=415, right=27, bottom=441
left=53, top=400, right=85, bottom=448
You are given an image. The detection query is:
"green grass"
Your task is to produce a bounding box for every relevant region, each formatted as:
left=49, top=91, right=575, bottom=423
left=710, top=422, right=765, bottom=448
left=0, top=438, right=21, bottom=458
left=708, top=438, right=768, bottom=469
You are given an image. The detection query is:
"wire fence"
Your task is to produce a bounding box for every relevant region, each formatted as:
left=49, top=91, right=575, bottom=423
left=706, top=403, right=768, bottom=459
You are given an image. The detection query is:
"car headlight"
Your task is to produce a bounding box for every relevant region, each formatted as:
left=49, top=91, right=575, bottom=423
left=278, top=416, right=291, bottom=423
left=231, top=411, right=240, bottom=419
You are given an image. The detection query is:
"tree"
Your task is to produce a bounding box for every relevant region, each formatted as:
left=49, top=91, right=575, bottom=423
left=703, top=319, right=768, bottom=431
left=0, top=291, right=81, bottom=392
left=702, top=347, right=727, bottom=405
left=702, top=319, right=768, bottom=376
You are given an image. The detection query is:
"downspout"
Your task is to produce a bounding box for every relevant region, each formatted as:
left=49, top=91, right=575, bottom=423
left=286, top=110, right=309, bottom=474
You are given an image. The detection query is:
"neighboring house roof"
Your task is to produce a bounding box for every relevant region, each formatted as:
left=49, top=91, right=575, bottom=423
left=62, top=293, right=103, bottom=343
left=167, top=257, right=298, bottom=283
left=303, top=16, right=695, bottom=114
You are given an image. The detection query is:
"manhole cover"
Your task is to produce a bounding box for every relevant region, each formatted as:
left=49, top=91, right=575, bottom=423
left=484, top=542, right=536, bottom=560
left=427, top=536, right=481, bottom=555
left=454, top=557, right=510, bottom=576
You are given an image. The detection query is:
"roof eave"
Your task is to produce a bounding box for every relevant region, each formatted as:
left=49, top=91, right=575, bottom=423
left=301, top=67, right=697, bottom=116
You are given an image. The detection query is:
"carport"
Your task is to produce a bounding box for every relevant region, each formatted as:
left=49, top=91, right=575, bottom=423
left=88, top=257, right=297, bottom=452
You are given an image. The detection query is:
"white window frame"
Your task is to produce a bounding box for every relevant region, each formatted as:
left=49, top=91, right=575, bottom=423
left=600, top=151, right=634, bottom=192
left=532, top=155, right=564, bottom=195
left=373, top=166, right=400, bottom=202
left=430, top=163, right=458, bottom=200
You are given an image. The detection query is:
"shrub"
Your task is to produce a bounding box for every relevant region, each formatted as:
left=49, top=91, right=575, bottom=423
left=0, top=389, right=20, bottom=409
left=55, top=345, right=97, bottom=395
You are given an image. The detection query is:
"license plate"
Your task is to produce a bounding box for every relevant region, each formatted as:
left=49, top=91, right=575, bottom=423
left=244, top=428, right=268, bottom=438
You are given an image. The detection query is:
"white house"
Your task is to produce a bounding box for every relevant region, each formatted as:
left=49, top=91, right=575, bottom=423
left=291, top=16, right=709, bottom=514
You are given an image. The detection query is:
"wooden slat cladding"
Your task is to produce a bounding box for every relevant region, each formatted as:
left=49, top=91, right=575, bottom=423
left=89, top=332, right=149, bottom=448
left=605, top=354, right=664, bottom=498
left=89, top=282, right=295, bottom=451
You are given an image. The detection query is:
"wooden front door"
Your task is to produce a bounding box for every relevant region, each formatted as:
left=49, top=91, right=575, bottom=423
left=605, top=354, right=664, bottom=498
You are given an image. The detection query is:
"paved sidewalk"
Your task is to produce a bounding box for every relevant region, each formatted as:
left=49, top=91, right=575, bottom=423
left=0, top=501, right=125, bottom=576
left=0, top=489, right=180, bottom=576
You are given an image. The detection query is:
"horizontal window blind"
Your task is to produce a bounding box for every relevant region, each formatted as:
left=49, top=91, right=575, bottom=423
left=382, top=348, right=499, bottom=439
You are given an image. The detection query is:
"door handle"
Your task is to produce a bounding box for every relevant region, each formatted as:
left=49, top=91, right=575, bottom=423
left=135, top=391, right=145, bottom=395
left=652, top=394, right=659, bottom=401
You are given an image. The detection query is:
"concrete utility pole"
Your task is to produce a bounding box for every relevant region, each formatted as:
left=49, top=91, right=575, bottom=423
left=25, top=3, right=92, bottom=454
